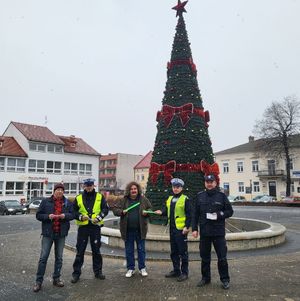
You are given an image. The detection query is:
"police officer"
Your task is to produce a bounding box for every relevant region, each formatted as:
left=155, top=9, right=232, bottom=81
left=156, top=178, right=191, bottom=282
left=71, top=178, right=109, bottom=283
left=192, top=174, right=233, bottom=289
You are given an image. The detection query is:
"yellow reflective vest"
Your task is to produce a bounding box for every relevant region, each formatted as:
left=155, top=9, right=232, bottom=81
left=75, top=193, right=103, bottom=226
left=166, top=194, right=187, bottom=230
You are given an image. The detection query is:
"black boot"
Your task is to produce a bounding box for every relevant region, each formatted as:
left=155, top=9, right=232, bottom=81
left=165, top=270, right=181, bottom=278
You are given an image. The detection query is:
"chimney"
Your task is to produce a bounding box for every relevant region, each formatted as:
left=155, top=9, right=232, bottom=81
left=69, top=135, right=77, bottom=147
left=248, top=136, right=255, bottom=142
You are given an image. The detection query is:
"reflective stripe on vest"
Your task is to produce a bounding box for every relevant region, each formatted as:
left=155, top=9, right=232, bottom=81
left=166, top=194, right=187, bottom=230
left=75, top=193, right=103, bottom=226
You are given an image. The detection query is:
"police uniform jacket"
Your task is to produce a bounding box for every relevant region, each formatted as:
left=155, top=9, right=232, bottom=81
left=73, top=189, right=109, bottom=224
left=192, top=189, right=233, bottom=237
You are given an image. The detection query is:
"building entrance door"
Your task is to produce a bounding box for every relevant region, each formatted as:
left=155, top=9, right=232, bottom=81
left=268, top=181, right=277, bottom=197
left=27, top=182, right=44, bottom=199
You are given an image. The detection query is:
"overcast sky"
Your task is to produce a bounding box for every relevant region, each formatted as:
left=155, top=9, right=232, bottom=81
left=1, top=0, right=300, bottom=156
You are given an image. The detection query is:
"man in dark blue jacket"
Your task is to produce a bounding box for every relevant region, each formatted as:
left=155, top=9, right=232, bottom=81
left=192, top=174, right=233, bottom=290
left=33, top=183, right=74, bottom=292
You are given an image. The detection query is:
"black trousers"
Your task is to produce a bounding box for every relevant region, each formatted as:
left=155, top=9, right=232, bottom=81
left=72, top=224, right=103, bottom=277
left=199, top=236, right=229, bottom=282
left=170, top=228, right=189, bottom=275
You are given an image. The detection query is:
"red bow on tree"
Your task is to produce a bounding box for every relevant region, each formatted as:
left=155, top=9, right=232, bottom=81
left=200, top=160, right=220, bottom=185
left=149, top=160, right=176, bottom=185
left=157, top=103, right=194, bottom=127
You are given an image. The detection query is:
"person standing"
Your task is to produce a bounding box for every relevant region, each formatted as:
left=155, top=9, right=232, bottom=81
left=192, top=174, right=233, bottom=290
left=112, top=181, right=152, bottom=278
left=155, top=178, right=191, bottom=282
left=71, top=178, right=109, bottom=283
left=33, top=183, right=74, bottom=292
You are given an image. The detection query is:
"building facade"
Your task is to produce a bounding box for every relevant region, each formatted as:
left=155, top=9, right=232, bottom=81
left=215, top=136, right=300, bottom=200
left=134, top=151, right=152, bottom=193
left=99, top=153, right=143, bottom=193
left=0, top=121, right=100, bottom=202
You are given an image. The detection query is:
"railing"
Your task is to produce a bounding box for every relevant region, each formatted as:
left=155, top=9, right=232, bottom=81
left=257, top=169, right=285, bottom=177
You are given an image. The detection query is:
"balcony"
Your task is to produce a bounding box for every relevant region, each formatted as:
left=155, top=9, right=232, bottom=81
left=257, top=169, right=285, bottom=178
left=99, top=174, right=116, bottom=179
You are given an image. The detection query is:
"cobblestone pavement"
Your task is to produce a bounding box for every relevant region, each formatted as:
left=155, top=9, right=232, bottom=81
left=0, top=209, right=300, bottom=301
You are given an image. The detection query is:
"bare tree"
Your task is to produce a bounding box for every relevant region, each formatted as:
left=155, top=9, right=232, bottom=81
left=254, top=95, right=300, bottom=196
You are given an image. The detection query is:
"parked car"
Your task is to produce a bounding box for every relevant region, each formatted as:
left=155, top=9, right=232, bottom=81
left=251, top=195, right=266, bottom=202
left=28, top=199, right=43, bottom=210
left=0, top=200, right=27, bottom=215
left=281, top=196, right=300, bottom=204
left=252, top=195, right=276, bottom=203
left=228, top=195, right=247, bottom=203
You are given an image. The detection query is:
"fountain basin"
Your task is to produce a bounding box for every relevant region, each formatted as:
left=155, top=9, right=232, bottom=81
left=101, top=217, right=286, bottom=252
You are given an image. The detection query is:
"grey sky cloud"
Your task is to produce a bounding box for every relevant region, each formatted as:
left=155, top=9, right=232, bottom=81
left=1, top=0, right=300, bottom=155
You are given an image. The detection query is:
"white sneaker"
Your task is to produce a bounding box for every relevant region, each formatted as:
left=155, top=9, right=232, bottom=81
left=125, top=269, right=135, bottom=278
left=139, top=268, right=148, bottom=277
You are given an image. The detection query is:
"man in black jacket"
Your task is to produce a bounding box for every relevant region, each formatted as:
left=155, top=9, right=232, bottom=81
left=71, top=178, right=109, bottom=283
left=33, top=183, right=74, bottom=292
left=192, top=174, right=233, bottom=290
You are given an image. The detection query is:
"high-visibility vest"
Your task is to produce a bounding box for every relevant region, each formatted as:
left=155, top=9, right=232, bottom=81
left=166, top=194, right=187, bottom=230
left=75, top=193, right=103, bottom=226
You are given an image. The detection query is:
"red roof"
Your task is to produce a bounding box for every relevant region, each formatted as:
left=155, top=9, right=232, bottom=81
left=100, top=154, right=118, bottom=161
left=58, top=135, right=100, bottom=156
left=134, top=151, right=153, bottom=169
left=0, top=136, right=27, bottom=157
left=11, top=121, right=64, bottom=144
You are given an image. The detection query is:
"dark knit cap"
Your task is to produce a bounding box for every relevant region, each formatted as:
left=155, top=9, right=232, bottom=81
left=54, top=183, right=65, bottom=192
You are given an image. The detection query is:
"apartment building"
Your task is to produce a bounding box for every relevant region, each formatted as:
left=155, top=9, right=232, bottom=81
left=99, top=153, right=143, bottom=193
left=134, top=151, right=152, bottom=193
left=0, top=121, right=100, bottom=201
left=215, top=136, right=300, bottom=200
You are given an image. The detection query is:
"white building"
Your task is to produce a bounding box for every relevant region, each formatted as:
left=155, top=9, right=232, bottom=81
left=215, top=136, right=300, bottom=200
left=0, top=121, right=100, bottom=201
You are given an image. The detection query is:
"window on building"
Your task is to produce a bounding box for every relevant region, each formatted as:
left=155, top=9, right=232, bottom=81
left=5, top=181, right=24, bottom=195
left=64, top=183, right=77, bottom=195
left=223, top=162, right=229, bottom=173
left=0, top=157, right=4, bottom=171
left=79, top=163, right=92, bottom=175
left=223, top=182, right=230, bottom=195
left=0, top=181, right=3, bottom=195
left=238, top=182, right=244, bottom=193
left=29, top=142, right=46, bottom=152
left=237, top=162, right=244, bottom=173
left=70, top=163, right=78, bottom=174
left=28, top=159, right=45, bottom=173
left=136, top=175, right=140, bottom=181
left=45, top=183, right=54, bottom=195
left=268, top=159, right=276, bottom=175
left=7, top=158, right=26, bottom=172
left=253, top=181, right=260, bottom=192
left=47, top=161, right=62, bottom=173
left=291, top=181, right=295, bottom=193
left=252, top=160, right=259, bottom=172
left=141, top=174, right=145, bottom=181
left=47, top=144, right=63, bottom=153
left=64, top=162, right=78, bottom=174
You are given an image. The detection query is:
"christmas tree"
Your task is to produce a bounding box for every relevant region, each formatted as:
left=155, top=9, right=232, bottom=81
left=145, top=0, right=217, bottom=220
